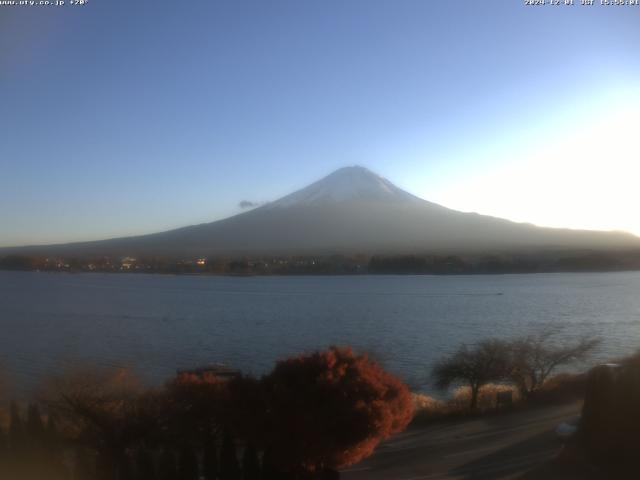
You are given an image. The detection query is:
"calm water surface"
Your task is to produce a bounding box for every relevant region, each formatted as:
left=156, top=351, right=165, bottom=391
left=1, top=271, right=639, bottom=391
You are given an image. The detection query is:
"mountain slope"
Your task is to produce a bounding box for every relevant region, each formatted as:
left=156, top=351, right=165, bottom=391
left=3, top=166, right=639, bottom=257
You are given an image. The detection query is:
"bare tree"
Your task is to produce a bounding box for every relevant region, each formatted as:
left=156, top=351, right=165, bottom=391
left=40, top=366, right=160, bottom=480
left=432, top=340, right=509, bottom=411
left=506, top=331, right=600, bottom=399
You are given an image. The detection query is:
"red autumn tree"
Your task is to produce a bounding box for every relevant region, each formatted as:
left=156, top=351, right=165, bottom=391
left=260, top=346, right=414, bottom=473
left=163, top=371, right=228, bottom=442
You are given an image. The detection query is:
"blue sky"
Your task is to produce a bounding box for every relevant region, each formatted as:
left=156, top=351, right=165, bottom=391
left=2, top=0, right=639, bottom=246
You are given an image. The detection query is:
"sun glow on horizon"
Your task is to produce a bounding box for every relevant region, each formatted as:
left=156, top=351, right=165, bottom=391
left=428, top=92, right=640, bottom=237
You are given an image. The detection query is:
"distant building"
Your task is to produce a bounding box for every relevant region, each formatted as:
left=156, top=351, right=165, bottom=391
left=120, top=256, right=136, bottom=270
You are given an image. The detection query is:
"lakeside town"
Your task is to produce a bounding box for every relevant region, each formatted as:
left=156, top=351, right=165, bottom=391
left=2, top=250, right=640, bottom=276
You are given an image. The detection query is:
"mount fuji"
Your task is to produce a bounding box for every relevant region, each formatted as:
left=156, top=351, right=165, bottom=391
left=4, top=166, right=639, bottom=257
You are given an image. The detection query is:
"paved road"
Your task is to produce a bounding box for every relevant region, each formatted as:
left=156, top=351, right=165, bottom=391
left=342, top=403, right=582, bottom=480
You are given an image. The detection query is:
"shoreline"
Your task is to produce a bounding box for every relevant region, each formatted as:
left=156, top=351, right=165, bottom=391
left=3, top=267, right=640, bottom=277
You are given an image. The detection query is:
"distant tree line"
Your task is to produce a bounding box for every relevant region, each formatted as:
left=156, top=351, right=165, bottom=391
left=0, top=347, right=414, bottom=480
left=369, top=251, right=640, bottom=274
left=3, top=250, right=640, bottom=275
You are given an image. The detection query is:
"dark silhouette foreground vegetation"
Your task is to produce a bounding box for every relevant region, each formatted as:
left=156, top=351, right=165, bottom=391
left=571, top=352, right=640, bottom=475
left=520, top=351, right=640, bottom=479
left=0, top=347, right=414, bottom=480
left=0, top=336, right=624, bottom=480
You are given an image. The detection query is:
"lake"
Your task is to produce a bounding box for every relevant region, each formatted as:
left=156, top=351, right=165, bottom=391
left=1, top=270, right=639, bottom=393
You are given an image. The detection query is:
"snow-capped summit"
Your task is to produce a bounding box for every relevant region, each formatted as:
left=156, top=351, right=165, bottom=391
left=267, top=166, right=421, bottom=208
